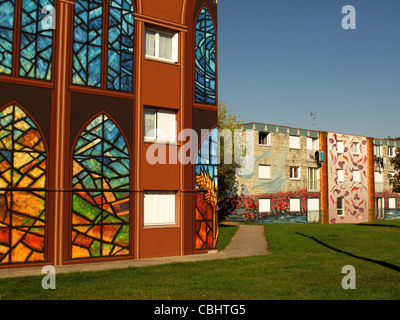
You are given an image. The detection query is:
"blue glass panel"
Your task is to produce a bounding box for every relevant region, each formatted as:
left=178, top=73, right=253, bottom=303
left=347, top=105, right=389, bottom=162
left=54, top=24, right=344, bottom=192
left=0, top=0, right=15, bottom=75
left=72, top=0, right=103, bottom=87
left=195, top=6, right=216, bottom=105
left=19, top=0, right=54, bottom=80
left=107, top=0, right=134, bottom=92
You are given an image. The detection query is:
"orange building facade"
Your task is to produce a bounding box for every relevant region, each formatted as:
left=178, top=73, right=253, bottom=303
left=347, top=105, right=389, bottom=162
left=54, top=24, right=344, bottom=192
left=0, top=0, right=218, bottom=268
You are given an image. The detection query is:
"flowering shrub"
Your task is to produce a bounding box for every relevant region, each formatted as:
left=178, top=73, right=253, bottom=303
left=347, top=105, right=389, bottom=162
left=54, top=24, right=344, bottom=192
left=234, top=189, right=320, bottom=221
left=375, top=190, right=400, bottom=208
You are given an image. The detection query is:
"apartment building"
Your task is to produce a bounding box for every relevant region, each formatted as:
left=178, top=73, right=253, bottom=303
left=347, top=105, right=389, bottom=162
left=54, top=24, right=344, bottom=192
left=233, top=122, right=400, bottom=224
left=0, top=0, right=218, bottom=269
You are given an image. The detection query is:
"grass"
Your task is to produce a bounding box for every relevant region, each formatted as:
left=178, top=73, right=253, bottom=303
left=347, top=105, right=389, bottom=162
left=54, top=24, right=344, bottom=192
left=1, top=220, right=400, bottom=300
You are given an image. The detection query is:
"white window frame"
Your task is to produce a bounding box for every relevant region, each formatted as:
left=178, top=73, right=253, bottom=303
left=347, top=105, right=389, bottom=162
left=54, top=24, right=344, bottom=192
left=143, top=107, right=177, bottom=143
left=374, top=145, right=382, bottom=157
left=337, top=169, right=344, bottom=182
left=289, top=198, right=301, bottom=212
left=353, top=170, right=361, bottom=182
left=259, top=198, right=271, bottom=213
left=143, top=192, right=176, bottom=226
left=290, top=166, right=301, bottom=180
left=337, top=197, right=344, bottom=216
left=388, top=198, right=397, bottom=209
left=388, top=146, right=395, bottom=158
left=337, top=141, right=344, bottom=153
left=289, top=135, right=300, bottom=149
left=145, top=27, right=179, bottom=63
left=259, top=165, right=271, bottom=180
left=352, top=142, right=360, bottom=154
left=307, top=137, right=319, bottom=150
left=259, top=131, right=271, bottom=146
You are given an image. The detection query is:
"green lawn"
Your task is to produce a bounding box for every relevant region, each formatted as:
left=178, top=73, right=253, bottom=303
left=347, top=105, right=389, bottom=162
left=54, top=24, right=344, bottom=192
left=1, top=220, right=400, bottom=300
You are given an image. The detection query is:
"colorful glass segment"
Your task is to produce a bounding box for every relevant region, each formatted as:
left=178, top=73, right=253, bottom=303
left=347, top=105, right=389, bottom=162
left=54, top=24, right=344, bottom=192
left=19, top=0, right=54, bottom=80
left=211, top=0, right=217, bottom=4
left=0, top=0, right=15, bottom=75
left=72, top=0, right=103, bottom=87
left=195, top=5, right=216, bottom=105
left=194, top=127, right=218, bottom=250
left=107, top=0, right=134, bottom=92
left=0, top=104, right=47, bottom=264
left=72, top=114, right=130, bottom=259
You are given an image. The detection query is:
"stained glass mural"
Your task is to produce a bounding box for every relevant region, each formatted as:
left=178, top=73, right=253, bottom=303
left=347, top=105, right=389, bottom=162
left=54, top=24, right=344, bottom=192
left=0, top=0, right=15, bottom=75
left=0, top=104, right=47, bottom=264
left=194, top=127, right=218, bottom=250
left=72, top=0, right=103, bottom=87
left=107, top=0, right=134, bottom=92
left=195, top=5, right=216, bottom=105
left=72, top=114, right=130, bottom=259
left=19, top=0, right=54, bottom=80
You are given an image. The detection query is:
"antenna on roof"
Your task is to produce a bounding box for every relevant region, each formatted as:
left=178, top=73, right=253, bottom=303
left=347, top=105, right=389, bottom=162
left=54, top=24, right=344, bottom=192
left=310, top=111, right=318, bottom=129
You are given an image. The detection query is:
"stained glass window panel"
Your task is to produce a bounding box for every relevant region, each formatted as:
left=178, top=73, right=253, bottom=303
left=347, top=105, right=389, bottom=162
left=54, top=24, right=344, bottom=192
left=72, top=0, right=103, bottom=87
left=107, top=0, right=134, bottom=92
left=0, top=0, right=15, bottom=75
left=0, top=104, right=47, bottom=264
left=195, top=6, right=216, bottom=105
left=19, top=0, right=54, bottom=80
left=72, top=114, right=130, bottom=259
left=195, top=128, right=218, bottom=250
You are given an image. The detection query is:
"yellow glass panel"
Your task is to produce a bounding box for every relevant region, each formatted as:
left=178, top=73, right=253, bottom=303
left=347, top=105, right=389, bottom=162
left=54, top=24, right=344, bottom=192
left=12, top=192, right=45, bottom=218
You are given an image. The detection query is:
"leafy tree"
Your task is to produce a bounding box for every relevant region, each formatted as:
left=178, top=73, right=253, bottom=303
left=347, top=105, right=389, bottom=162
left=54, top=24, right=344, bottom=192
left=217, top=101, right=243, bottom=220
left=389, top=146, right=400, bottom=192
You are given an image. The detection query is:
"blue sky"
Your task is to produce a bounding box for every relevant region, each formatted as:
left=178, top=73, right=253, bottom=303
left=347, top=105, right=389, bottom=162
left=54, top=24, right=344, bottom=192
left=218, top=0, right=400, bottom=139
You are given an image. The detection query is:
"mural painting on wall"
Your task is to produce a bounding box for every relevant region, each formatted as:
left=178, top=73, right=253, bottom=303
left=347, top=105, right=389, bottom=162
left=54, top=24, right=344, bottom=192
left=328, top=133, right=368, bottom=223
left=72, top=114, right=130, bottom=259
left=228, top=190, right=320, bottom=224
left=376, top=190, right=400, bottom=221
left=195, top=128, right=218, bottom=250
left=0, top=103, right=47, bottom=264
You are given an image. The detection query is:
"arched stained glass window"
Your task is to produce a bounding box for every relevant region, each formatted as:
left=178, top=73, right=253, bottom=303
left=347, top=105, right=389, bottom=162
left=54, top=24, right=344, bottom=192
left=0, top=0, right=15, bottom=75
left=72, top=0, right=103, bottom=87
left=72, top=114, right=130, bottom=259
left=19, top=0, right=54, bottom=80
left=210, top=0, right=217, bottom=5
left=107, top=0, right=134, bottom=93
left=195, top=5, right=216, bottom=105
left=194, top=127, right=218, bottom=250
left=0, top=104, right=47, bottom=264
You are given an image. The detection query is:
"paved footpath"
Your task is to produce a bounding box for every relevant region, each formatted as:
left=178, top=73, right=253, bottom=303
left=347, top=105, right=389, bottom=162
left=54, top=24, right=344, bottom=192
left=0, top=224, right=269, bottom=279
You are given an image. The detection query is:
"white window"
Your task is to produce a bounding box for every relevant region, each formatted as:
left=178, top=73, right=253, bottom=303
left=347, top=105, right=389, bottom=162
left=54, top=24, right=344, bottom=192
left=307, top=137, right=319, bottom=150
left=259, top=199, right=271, bottom=213
left=374, top=171, right=383, bottom=183
left=259, top=132, right=271, bottom=146
left=352, top=142, right=360, bottom=154
left=337, top=198, right=344, bottom=216
left=308, top=167, right=319, bottom=191
left=337, top=169, right=344, bottom=182
left=144, top=108, right=177, bottom=143
left=307, top=199, right=320, bottom=223
left=337, top=141, right=344, bottom=153
left=259, top=165, right=271, bottom=179
left=290, top=166, right=300, bottom=180
left=143, top=192, right=176, bottom=226
left=145, top=27, right=178, bottom=62
left=289, top=199, right=300, bottom=212
left=289, top=135, right=300, bottom=149
left=389, top=198, right=396, bottom=209
left=388, top=146, right=395, bottom=157
left=374, top=145, right=382, bottom=157
left=353, top=170, right=361, bottom=182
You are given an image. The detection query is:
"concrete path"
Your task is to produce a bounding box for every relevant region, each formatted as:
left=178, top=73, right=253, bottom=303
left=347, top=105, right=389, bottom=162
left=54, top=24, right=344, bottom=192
left=0, top=224, right=269, bottom=279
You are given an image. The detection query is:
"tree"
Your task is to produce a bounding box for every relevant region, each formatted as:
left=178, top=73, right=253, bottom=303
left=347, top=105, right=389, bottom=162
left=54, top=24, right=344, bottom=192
left=389, top=147, right=400, bottom=193
left=217, top=101, right=243, bottom=220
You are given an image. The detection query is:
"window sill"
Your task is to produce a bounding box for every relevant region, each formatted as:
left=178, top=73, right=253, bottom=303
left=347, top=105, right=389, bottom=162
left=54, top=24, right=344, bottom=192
left=144, top=56, right=180, bottom=66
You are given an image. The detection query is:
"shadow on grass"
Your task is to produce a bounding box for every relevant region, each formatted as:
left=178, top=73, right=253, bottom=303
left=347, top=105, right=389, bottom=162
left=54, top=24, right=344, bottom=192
left=356, top=223, right=400, bottom=229
left=296, top=232, right=400, bottom=273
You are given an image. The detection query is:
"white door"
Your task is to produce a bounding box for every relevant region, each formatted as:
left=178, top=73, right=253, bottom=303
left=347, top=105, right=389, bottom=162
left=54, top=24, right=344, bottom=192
left=307, top=199, right=320, bottom=223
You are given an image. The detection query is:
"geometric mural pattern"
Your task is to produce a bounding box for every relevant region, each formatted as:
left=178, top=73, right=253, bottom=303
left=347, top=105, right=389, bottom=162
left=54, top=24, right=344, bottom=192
left=72, top=114, right=130, bottom=259
left=194, top=127, right=218, bottom=250
left=107, top=0, right=134, bottom=92
left=0, top=104, right=47, bottom=264
left=195, top=5, right=216, bottom=105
